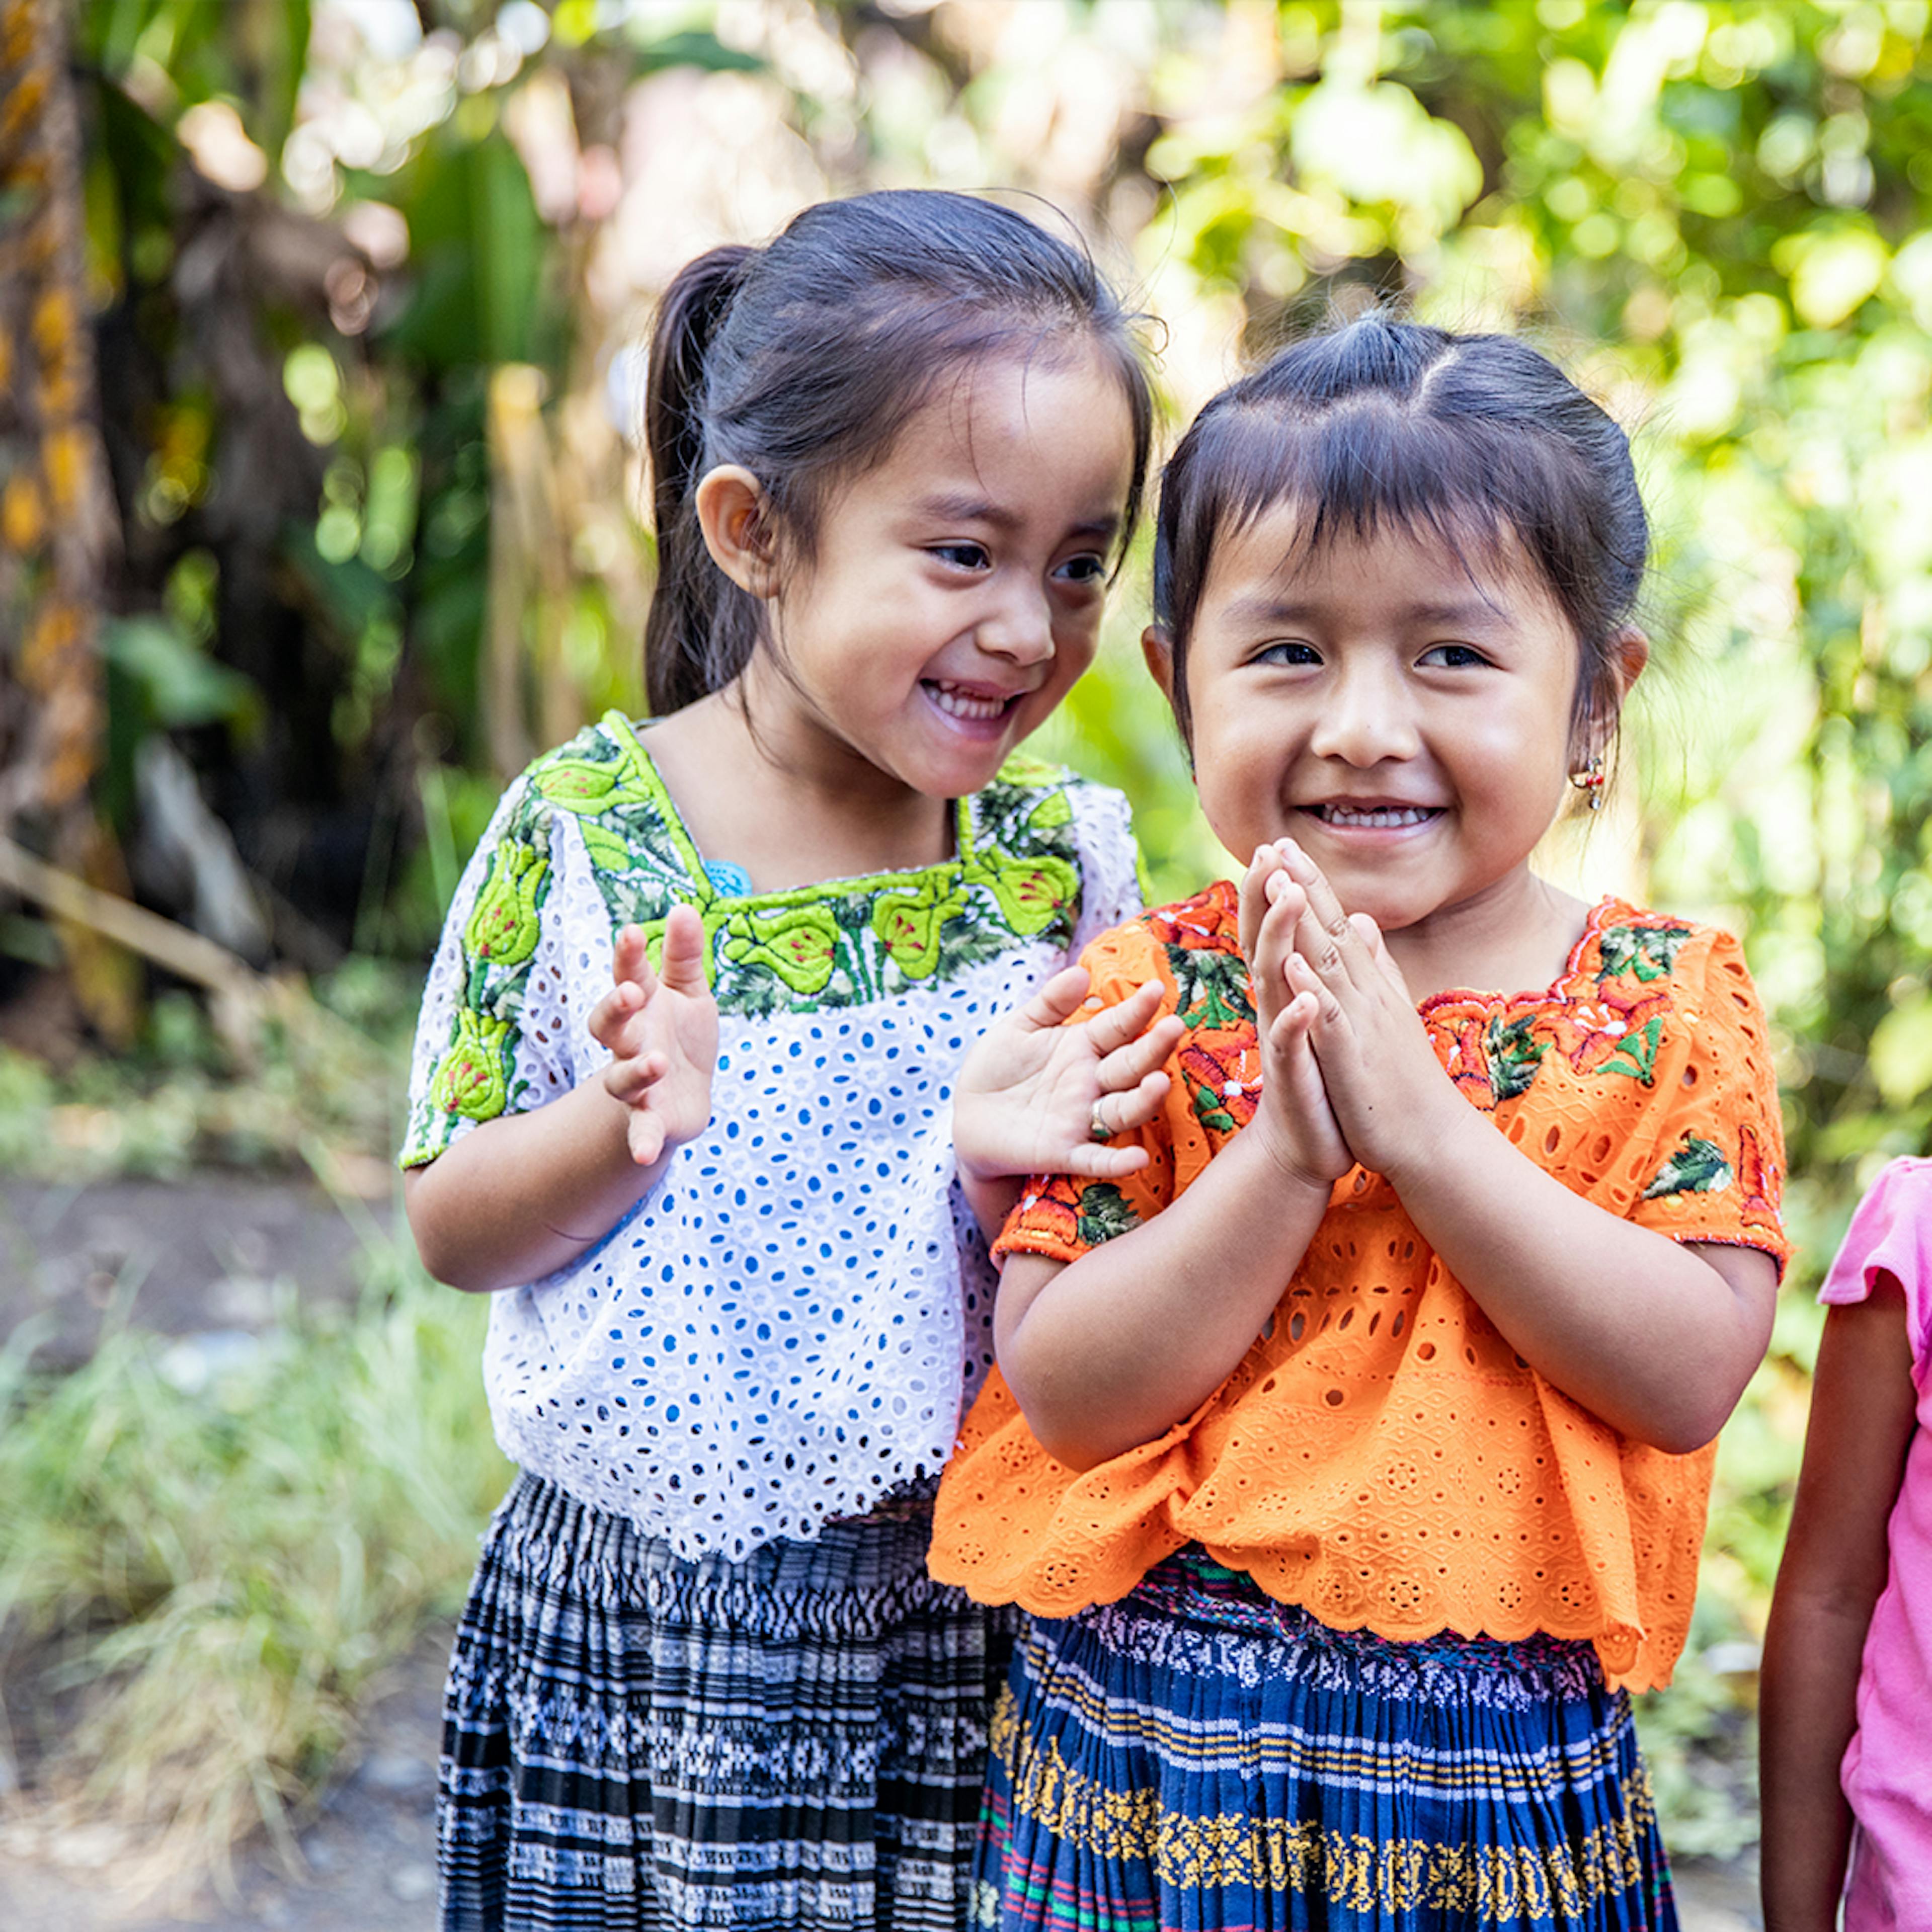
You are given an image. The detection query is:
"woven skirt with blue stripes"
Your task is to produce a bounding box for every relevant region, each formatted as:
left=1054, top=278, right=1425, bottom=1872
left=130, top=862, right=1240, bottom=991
left=973, top=1552, right=1675, bottom=1932
left=439, top=1471, right=1015, bottom=1932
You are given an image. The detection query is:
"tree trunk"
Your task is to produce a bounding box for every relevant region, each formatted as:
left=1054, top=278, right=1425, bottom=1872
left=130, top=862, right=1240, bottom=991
left=0, top=0, right=132, bottom=1035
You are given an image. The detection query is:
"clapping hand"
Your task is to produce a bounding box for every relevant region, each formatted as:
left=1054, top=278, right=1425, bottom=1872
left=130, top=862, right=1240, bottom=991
left=955, top=968, right=1185, bottom=1193
left=587, top=907, right=719, bottom=1168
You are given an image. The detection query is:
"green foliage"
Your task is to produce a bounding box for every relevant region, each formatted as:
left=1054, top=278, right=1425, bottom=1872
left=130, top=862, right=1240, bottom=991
left=54, top=0, right=1932, bottom=1875
left=0, top=1230, right=507, bottom=1882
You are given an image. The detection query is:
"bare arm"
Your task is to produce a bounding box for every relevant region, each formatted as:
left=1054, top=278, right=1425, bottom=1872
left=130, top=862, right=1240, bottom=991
left=1275, top=843, right=1778, bottom=1452
left=993, top=861, right=1351, bottom=1468
left=1760, top=1285, right=1915, bottom=1932
left=406, top=910, right=716, bottom=1293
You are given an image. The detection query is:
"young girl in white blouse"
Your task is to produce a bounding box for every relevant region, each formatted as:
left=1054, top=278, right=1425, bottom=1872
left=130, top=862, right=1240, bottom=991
left=400, top=191, right=1176, bottom=1932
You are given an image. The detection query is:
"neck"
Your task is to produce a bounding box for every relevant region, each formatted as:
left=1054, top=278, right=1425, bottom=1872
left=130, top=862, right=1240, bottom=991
left=1385, top=869, right=1592, bottom=1004
left=644, top=681, right=952, bottom=892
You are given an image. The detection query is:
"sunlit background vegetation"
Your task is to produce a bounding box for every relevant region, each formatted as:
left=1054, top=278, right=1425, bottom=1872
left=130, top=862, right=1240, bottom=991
left=4, top=0, right=1932, bottom=1897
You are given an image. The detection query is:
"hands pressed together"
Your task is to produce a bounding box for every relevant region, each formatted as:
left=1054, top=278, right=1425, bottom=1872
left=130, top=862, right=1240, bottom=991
left=1236, top=839, right=1458, bottom=1195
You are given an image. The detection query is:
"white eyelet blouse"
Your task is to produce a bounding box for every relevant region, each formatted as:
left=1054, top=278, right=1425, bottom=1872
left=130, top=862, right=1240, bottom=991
left=402, top=712, right=1141, bottom=1559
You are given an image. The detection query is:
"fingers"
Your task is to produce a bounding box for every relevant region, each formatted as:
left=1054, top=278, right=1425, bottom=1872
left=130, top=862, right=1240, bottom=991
left=1275, top=840, right=1371, bottom=987
left=603, top=1048, right=669, bottom=1106
left=1080, top=977, right=1166, bottom=1054
left=588, top=976, right=646, bottom=1055
left=1351, top=911, right=1411, bottom=997
left=655, top=906, right=709, bottom=997
left=1014, top=964, right=1095, bottom=1031
left=611, top=922, right=659, bottom=996
left=1238, top=845, right=1286, bottom=966
left=1094, top=1014, right=1185, bottom=1097
left=626, top=1108, right=667, bottom=1169
left=1092, top=1066, right=1171, bottom=1137
left=1249, top=873, right=1307, bottom=1028
left=1060, top=1139, right=1154, bottom=1180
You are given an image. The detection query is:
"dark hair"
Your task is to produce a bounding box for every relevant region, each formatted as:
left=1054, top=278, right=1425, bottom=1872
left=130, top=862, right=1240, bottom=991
left=643, top=191, right=1155, bottom=714
left=1150, top=314, right=1648, bottom=752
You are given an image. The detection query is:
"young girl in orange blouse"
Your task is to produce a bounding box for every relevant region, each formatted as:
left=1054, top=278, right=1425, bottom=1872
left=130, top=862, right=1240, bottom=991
left=930, top=316, right=1789, bottom=1932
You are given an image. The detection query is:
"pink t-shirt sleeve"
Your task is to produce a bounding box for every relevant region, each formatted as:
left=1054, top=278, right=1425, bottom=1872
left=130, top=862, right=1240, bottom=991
left=1819, top=1157, right=1932, bottom=1384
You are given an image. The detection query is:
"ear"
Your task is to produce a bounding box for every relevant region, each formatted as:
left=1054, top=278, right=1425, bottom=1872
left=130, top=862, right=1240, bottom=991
left=1575, top=625, right=1650, bottom=760
left=1607, top=624, right=1649, bottom=702
left=1140, top=625, right=1177, bottom=707
left=694, top=465, right=779, bottom=599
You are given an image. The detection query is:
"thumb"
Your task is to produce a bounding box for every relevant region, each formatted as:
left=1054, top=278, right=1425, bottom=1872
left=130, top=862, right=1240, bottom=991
left=656, top=904, right=711, bottom=995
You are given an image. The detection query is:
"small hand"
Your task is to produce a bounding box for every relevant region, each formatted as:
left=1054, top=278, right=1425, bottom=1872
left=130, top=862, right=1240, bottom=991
left=587, top=908, right=719, bottom=1167
left=1240, top=848, right=1353, bottom=1191
left=1273, top=839, right=1455, bottom=1179
left=955, top=967, right=1184, bottom=1187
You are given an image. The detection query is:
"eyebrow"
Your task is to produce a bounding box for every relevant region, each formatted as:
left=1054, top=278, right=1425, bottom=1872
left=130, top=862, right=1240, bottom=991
left=910, top=493, right=1121, bottom=540
left=1222, top=594, right=1509, bottom=629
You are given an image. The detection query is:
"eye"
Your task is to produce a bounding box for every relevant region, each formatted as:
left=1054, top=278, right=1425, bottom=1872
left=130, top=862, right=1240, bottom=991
left=1254, top=640, right=1321, bottom=667
left=1053, top=551, right=1108, bottom=586
left=1418, top=641, right=1492, bottom=669
left=929, top=541, right=990, bottom=572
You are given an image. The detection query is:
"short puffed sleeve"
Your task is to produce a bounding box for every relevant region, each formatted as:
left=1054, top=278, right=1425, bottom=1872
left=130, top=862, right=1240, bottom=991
left=399, top=778, right=579, bottom=1168
left=1627, top=925, right=1788, bottom=1270
left=996, top=884, right=1254, bottom=1266
left=1818, top=1157, right=1932, bottom=1369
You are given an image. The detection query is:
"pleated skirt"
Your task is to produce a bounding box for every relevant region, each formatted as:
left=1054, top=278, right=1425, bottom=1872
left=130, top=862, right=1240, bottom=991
left=974, top=1553, right=1675, bottom=1932
left=439, top=1471, right=1014, bottom=1932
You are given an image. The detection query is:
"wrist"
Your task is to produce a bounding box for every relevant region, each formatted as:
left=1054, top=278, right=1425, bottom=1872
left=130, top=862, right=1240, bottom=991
left=1366, top=1079, right=1469, bottom=1190
left=1241, top=1112, right=1344, bottom=1210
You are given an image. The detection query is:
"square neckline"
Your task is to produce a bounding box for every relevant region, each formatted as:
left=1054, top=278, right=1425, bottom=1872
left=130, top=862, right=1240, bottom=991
left=613, top=711, right=991, bottom=910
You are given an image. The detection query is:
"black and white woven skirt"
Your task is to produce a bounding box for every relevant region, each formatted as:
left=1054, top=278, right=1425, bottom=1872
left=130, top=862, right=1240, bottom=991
left=438, top=1471, right=1015, bottom=1932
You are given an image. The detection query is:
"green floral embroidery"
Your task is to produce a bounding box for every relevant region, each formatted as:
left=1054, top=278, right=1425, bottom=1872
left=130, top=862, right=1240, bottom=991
left=1600, top=1013, right=1664, bottom=1085
left=429, top=1008, right=515, bottom=1120
left=1643, top=1134, right=1734, bottom=1200
left=1191, top=1081, right=1238, bottom=1134
left=1167, top=943, right=1255, bottom=1031
left=874, top=877, right=973, bottom=979
left=974, top=852, right=1081, bottom=937
left=1027, top=790, right=1073, bottom=832
left=463, top=838, right=548, bottom=967
left=721, top=903, right=841, bottom=996
left=530, top=753, right=654, bottom=817
left=577, top=819, right=637, bottom=872
left=1074, top=1180, right=1141, bottom=1246
left=1484, top=1014, right=1547, bottom=1101
left=1598, top=922, right=1691, bottom=984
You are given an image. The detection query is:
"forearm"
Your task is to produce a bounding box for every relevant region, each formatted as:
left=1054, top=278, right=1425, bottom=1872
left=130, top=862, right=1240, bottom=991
left=1384, top=1096, right=1773, bottom=1450
left=960, top=1170, right=1024, bottom=1245
left=997, top=1132, right=1331, bottom=1468
left=1758, top=1589, right=1867, bottom=1932
left=405, top=1080, right=664, bottom=1292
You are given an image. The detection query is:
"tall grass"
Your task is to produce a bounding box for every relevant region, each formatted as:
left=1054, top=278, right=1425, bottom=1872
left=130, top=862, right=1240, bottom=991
left=0, top=1213, right=509, bottom=1895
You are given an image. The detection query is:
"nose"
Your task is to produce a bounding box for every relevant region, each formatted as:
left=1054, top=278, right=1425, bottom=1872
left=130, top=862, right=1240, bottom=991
left=1307, top=658, right=1420, bottom=766
left=979, top=579, right=1056, bottom=668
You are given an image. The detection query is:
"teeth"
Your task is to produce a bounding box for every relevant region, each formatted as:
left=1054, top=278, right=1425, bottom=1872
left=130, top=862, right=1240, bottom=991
left=1317, top=804, right=1436, bottom=829
left=926, top=682, right=1010, bottom=721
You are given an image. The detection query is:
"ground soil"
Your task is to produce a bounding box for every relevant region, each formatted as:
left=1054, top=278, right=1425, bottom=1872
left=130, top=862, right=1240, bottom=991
left=0, top=1176, right=1766, bottom=1929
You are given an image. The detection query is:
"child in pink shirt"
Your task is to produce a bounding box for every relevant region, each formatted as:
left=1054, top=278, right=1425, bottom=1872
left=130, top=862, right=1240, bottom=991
left=1762, top=1156, right=1932, bottom=1930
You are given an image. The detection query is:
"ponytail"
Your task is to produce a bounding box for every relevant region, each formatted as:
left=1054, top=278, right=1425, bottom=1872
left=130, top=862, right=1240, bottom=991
left=644, top=244, right=758, bottom=715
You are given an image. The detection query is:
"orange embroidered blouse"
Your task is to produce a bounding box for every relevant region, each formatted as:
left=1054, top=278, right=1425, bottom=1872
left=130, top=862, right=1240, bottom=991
left=928, top=885, right=1788, bottom=1691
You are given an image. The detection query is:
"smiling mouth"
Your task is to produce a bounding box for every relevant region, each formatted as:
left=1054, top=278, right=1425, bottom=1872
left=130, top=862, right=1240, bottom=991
left=923, top=680, right=1019, bottom=722
left=1307, top=803, right=1441, bottom=829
